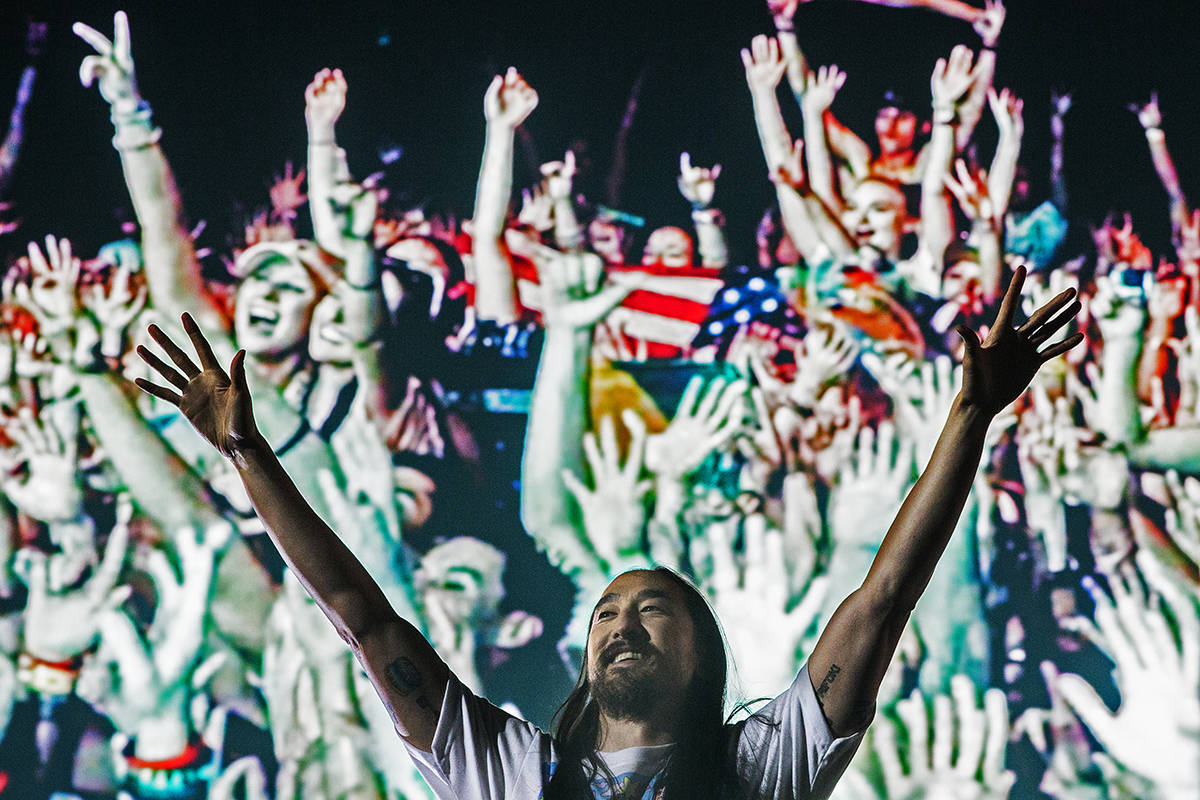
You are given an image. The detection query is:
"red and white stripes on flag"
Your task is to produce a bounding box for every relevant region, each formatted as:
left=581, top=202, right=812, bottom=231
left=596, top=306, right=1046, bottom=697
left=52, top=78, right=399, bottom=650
left=511, top=259, right=725, bottom=357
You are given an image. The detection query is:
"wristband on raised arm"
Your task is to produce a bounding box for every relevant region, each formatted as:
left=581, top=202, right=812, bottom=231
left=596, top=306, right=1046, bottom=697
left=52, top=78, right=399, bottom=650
left=110, top=100, right=161, bottom=150
left=932, top=104, right=957, bottom=126
left=121, top=738, right=216, bottom=800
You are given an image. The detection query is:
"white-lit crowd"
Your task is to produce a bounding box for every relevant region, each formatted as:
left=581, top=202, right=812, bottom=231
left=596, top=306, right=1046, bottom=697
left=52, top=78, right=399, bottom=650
left=0, top=2, right=1196, bottom=798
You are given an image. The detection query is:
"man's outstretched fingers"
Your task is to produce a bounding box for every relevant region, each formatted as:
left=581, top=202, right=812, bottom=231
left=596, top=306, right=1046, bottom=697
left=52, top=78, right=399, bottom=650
left=135, top=344, right=189, bottom=391
left=147, top=323, right=200, bottom=379
left=181, top=313, right=222, bottom=372
left=1027, top=298, right=1082, bottom=345
left=1019, top=287, right=1077, bottom=336
left=993, top=264, right=1027, bottom=330
left=134, top=377, right=182, bottom=407
left=230, top=349, right=250, bottom=396
left=1038, top=332, right=1085, bottom=362
left=955, top=323, right=982, bottom=356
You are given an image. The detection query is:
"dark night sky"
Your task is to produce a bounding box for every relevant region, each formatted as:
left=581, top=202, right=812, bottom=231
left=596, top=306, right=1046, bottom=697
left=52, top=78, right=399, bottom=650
left=2, top=0, right=1199, bottom=265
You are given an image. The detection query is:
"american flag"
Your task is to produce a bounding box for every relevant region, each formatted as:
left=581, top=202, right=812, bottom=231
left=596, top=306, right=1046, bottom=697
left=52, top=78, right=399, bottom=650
left=511, top=258, right=725, bottom=358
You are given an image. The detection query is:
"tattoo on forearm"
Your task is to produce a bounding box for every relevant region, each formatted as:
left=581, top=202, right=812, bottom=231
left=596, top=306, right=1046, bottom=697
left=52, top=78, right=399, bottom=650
left=816, top=664, right=841, bottom=699
left=386, top=657, right=423, bottom=696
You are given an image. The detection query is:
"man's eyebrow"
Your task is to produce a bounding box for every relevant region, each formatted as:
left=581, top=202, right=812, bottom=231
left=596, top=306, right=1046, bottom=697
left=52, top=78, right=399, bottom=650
left=595, top=593, right=619, bottom=607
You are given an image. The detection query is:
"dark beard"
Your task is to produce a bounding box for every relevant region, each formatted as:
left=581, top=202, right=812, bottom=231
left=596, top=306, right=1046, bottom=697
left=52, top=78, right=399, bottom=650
left=592, top=661, right=662, bottom=721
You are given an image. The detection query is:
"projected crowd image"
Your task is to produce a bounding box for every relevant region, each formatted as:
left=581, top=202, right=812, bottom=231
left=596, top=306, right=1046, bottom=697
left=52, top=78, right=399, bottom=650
left=0, top=1, right=1197, bottom=798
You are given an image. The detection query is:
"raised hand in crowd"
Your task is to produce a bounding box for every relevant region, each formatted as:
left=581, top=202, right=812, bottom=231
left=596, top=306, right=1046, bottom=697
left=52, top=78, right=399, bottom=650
left=474, top=67, right=539, bottom=324
left=15, top=493, right=130, bottom=666
left=1163, top=468, right=1200, bottom=566
left=76, top=520, right=231, bottom=764
left=74, top=11, right=140, bottom=114
left=0, top=404, right=84, bottom=524
left=542, top=150, right=582, bottom=251
left=873, top=676, right=1015, bottom=800
left=305, top=67, right=351, bottom=256
left=82, top=253, right=147, bottom=360
left=1054, top=554, right=1200, bottom=798
left=827, top=421, right=915, bottom=556
left=972, top=0, right=1007, bottom=47
left=562, top=411, right=654, bottom=577
left=644, top=374, right=746, bottom=486
left=698, top=512, right=828, bottom=698
left=1012, top=661, right=1107, bottom=800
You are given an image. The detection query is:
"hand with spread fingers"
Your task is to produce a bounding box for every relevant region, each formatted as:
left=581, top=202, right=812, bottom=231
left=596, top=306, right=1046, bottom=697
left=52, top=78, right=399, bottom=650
left=133, top=312, right=261, bottom=460
left=16, top=502, right=131, bottom=663
left=13, top=235, right=83, bottom=339
left=828, top=421, right=915, bottom=554
left=741, top=34, right=788, bottom=95
left=645, top=374, right=747, bottom=483
left=1054, top=555, right=1200, bottom=797
left=0, top=404, right=84, bottom=523
left=873, top=676, right=1015, bottom=800
left=699, top=512, right=828, bottom=698
left=957, top=265, right=1083, bottom=415
left=562, top=411, right=653, bottom=576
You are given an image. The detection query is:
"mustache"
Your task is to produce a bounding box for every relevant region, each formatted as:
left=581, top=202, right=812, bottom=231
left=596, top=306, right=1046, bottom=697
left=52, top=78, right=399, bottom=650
left=600, top=641, right=657, bottom=666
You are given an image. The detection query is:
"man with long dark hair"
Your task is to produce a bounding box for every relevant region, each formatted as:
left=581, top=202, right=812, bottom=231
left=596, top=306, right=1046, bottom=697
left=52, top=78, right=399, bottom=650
left=133, top=264, right=1081, bottom=799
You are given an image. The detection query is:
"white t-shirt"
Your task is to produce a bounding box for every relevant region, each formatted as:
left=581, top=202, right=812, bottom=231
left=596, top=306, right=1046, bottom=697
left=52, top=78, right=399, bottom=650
left=403, top=663, right=865, bottom=800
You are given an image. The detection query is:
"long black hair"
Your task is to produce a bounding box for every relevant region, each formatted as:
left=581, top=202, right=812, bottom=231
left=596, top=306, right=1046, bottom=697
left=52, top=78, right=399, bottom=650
left=543, top=567, right=740, bottom=800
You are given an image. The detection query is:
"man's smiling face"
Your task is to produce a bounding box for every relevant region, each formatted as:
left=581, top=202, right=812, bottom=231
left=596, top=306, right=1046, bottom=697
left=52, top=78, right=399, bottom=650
left=585, top=570, right=697, bottom=721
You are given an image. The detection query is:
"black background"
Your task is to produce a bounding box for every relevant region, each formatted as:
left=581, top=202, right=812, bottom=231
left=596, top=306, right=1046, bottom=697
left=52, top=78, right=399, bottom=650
left=1, top=0, right=1199, bottom=265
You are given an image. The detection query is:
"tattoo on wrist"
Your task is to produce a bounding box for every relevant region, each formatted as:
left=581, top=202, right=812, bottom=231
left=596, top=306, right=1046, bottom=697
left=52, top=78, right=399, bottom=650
left=385, top=656, right=423, bottom=695
left=816, top=664, right=841, bottom=698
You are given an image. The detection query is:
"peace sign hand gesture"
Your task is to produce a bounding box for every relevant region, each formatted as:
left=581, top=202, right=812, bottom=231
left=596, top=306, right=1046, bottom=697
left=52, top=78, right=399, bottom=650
left=73, top=11, right=141, bottom=113
left=134, top=313, right=262, bottom=460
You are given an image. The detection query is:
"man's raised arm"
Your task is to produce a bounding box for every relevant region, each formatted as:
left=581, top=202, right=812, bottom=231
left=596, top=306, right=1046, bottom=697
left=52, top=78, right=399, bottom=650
left=133, top=313, right=447, bottom=750
left=806, top=266, right=1082, bottom=736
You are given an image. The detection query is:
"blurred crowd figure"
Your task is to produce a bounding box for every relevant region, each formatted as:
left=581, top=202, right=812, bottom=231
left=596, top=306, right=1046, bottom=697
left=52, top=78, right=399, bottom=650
left=0, top=2, right=1198, bottom=798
